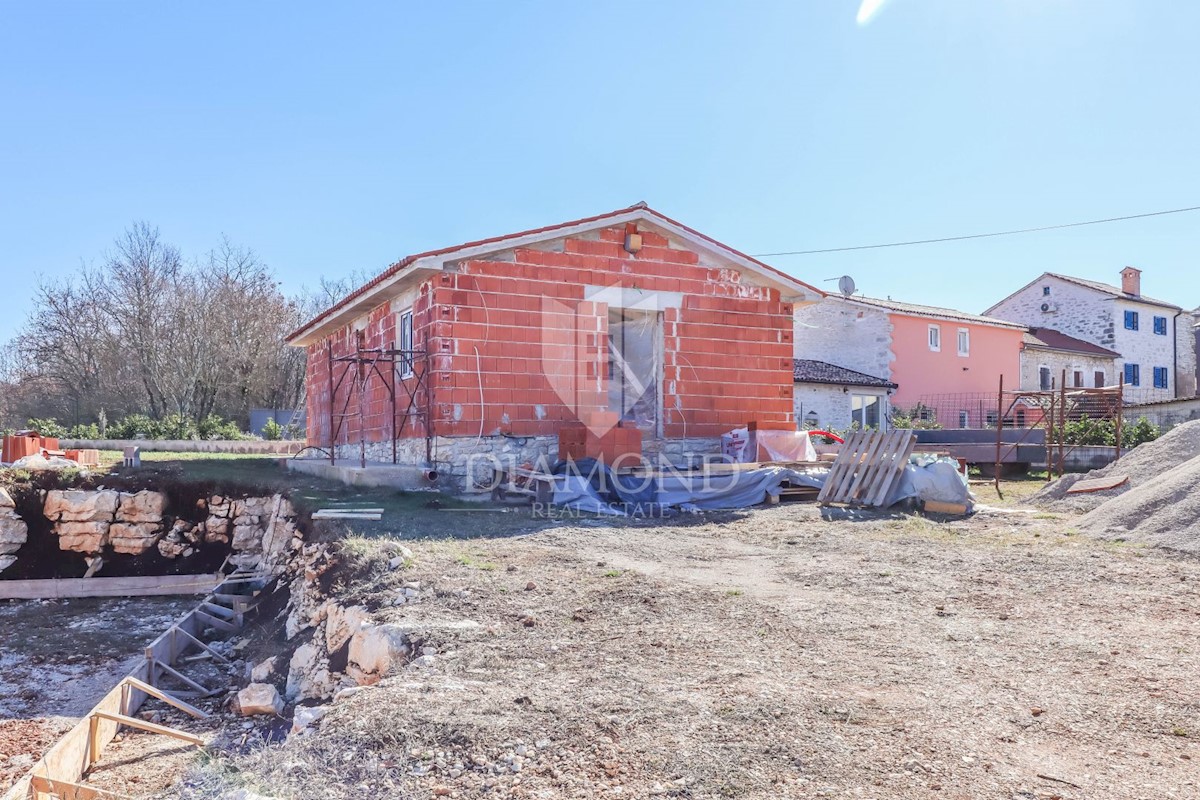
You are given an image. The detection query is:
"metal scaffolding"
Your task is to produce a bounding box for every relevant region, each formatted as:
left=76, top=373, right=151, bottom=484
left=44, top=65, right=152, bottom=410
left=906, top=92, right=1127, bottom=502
left=326, top=334, right=433, bottom=469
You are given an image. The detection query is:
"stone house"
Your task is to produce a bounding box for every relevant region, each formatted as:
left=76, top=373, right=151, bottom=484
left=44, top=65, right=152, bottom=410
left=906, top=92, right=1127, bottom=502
left=792, top=359, right=896, bottom=432
left=1020, top=327, right=1119, bottom=392
left=985, top=268, right=1197, bottom=403
left=287, top=203, right=823, bottom=488
left=793, top=295, right=1026, bottom=428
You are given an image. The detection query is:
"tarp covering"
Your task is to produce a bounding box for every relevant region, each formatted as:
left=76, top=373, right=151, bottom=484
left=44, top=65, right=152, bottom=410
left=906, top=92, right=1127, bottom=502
left=549, top=456, right=972, bottom=516
left=551, top=459, right=824, bottom=514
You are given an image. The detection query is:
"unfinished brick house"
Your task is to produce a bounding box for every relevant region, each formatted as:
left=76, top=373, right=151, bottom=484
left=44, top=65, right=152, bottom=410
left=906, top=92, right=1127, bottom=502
left=287, top=204, right=822, bottom=488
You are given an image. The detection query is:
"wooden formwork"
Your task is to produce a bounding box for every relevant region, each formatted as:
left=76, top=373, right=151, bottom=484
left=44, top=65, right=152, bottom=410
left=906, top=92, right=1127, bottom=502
left=4, top=571, right=272, bottom=800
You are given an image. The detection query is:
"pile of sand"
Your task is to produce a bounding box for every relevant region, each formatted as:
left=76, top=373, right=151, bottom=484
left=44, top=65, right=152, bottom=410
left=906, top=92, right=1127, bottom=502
left=1028, top=418, right=1200, bottom=513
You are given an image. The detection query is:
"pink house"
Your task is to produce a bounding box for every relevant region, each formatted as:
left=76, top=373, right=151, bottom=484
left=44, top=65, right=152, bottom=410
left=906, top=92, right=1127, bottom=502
left=794, top=296, right=1026, bottom=429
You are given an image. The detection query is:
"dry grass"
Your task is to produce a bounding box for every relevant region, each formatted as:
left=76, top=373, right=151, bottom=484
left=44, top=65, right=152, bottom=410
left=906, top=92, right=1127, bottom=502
left=167, top=502, right=1200, bottom=800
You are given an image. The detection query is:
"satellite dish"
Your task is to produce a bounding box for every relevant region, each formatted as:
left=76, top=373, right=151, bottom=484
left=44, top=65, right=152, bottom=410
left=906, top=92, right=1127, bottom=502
left=838, top=275, right=856, bottom=297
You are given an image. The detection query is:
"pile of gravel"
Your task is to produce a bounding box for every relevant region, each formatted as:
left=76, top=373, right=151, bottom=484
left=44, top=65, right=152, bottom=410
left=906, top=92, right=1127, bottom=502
left=1079, top=453, right=1200, bottom=554
left=1028, top=418, right=1200, bottom=513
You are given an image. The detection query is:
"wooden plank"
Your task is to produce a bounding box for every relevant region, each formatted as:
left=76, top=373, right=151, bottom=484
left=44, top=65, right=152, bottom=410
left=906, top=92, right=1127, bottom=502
left=121, top=677, right=209, bottom=719
left=924, top=500, right=970, bottom=515
left=1066, top=474, right=1129, bottom=494
left=869, top=432, right=916, bottom=508
left=152, top=661, right=218, bottom=697
left=194, top=609, right=238, bottom=633
left=311, top=510, right=382, bottom=520
left=0, top=573, right=221, bottom=601
left=29, top=776, right=132, bottom=800
left=857, top=429, right=902, bottom=505
left=91, top=711, right=203, bottom=746
left=817, top=432, right=861, bottom=503
left=314, top=506, right=385, bottom=513
left=843, top=430, right=890, bottom=504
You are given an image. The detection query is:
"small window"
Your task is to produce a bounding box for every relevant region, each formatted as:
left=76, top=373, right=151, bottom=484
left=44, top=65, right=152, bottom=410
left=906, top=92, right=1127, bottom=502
left=1153, top=367, right=1169, bottom=389
left=804, top=410, right=819, bottom=429
left=928, top=324, right=941, bottom=352
left=1073, top=370, right=1083, bottom=388
left=1153, top=315, right=1168, bottom=335
left=1124, top=310, right=1139, bottom=331
left=1124, top=363, right=1140, bottom=387
left=1094, top=370, right=1105, bottom=388
left=397, top=310, right=414, bottom=378
left=1038, top=366, right=1052, bottom=391
left=985, top=410, right=999, bottom=428
left=1016, top=409, right=1027, bottom=427
left=958, top=410, right=970, bottom=429
left=956, top=328, right=970, bottom=357
left=1042, top=286, right=1051, bottom=296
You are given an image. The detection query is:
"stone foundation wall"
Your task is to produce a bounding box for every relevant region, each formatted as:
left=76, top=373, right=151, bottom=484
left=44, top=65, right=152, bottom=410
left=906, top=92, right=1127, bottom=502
left=319, top=434, right=728, bottom=491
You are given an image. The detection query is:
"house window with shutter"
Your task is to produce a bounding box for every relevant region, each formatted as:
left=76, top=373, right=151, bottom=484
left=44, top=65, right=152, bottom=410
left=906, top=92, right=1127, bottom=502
left=1124, top=310, right=1139, bottom=331
left=1153, top=316, right=1168, bottom=335
left=1124, top=363, right=1140, bottom=386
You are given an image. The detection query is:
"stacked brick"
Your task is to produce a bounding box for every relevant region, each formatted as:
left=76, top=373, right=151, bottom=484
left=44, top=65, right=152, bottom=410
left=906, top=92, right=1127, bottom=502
left=305, top=224, right=795, bottom=448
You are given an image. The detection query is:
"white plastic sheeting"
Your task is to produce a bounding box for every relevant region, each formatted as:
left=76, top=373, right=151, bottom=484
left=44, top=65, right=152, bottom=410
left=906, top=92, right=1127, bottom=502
left=721, top=428, right=817, bottom=463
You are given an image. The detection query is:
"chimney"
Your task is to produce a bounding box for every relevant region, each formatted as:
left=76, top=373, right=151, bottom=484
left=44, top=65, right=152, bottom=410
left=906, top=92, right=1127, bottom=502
left=1120, top=266, right=1142, bottom=296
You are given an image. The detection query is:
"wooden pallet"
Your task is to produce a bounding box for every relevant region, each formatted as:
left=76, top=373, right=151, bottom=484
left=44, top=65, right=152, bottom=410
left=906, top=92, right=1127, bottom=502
left=817, top=430, right=916, bottom=508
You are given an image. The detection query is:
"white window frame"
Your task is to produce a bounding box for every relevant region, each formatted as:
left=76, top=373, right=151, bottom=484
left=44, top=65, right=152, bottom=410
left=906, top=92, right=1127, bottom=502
left=958, top=410, right=970, bottom=429
left=956, top=327, right=970, bottom=357
left=928, top=324, right=941, bottom=352
left=397, top=309, right=414, bottom=379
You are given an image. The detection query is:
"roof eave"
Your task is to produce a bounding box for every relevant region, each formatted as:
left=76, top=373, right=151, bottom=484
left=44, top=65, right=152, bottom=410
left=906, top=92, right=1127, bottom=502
left=287, top=205, right=826, bottom=347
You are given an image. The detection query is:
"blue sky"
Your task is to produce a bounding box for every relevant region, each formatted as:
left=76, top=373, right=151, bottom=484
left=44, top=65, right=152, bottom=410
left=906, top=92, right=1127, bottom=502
left=2, top=1, right=1199, bottom=342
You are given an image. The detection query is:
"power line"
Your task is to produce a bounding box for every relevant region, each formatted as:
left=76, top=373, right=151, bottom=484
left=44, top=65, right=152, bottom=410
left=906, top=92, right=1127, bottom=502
left=752, top=204, right=1200, bottom=257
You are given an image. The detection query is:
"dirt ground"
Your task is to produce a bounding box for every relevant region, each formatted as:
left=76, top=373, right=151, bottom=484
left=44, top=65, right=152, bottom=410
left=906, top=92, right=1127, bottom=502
left=168, top=500, right=1200, bottom=800
left=0, top=596, right=193, bottom=793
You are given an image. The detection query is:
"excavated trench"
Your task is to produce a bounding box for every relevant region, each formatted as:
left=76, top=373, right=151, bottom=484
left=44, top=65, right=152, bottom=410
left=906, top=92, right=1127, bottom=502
left=0, top=472, right=292, bottom=581
left=0, top=471, right=323, bottom=797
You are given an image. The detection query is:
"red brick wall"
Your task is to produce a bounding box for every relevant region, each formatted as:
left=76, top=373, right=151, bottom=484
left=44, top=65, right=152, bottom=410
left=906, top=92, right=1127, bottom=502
left=306, top=225, right=795, bottom=447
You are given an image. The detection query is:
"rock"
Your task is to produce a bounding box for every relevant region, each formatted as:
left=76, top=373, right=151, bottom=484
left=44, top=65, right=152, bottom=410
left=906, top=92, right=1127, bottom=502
left=208, top=496, right=232, bottom=518
left=0, top=511, right=28, bottom=556
left=232, top=523, right=263, bottom=552
left=0, top=488, right=14, bottom=508
left=324, top=604, right=371, bottom=653
left=0, top=555, right=16, bottom=573
left=109, top=522, right=164, bottom=555
left=45, top=489, right=120, bottom=522
left=388, top=556, right=405, bottom=570
left=251, top=656, right=278, bottom=682
left=525, top=581, right=536, bottom=591
left=157, top=533, right=189, bottom=559
left=286, top=642, right=335, bottom=701
left=346, top=624, right=413, bottom=685
left=237, top=683, right=283, bottom=716
left=55, top=520, right=110, bottom=552
left=290, top=704, right=330, bottom=736
left=286, top=576, right=328, bottom=639
left=229, top=552, right=263, bottom=571
left=217, top=789, right=278, bottom=800
left=204, top=516, right=231, bottom=543
left=44, top=489, right=120, bottom=523
left=116, top=490, right=167, bottom=524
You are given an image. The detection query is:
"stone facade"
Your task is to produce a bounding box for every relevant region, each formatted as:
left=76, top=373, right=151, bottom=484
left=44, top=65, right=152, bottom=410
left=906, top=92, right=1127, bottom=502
left=793, top=383, right=889, bottom=432
left=1020, top=348, right=1116, bottom=392
left=793, top=297, right=893, bottom=381
left=987, top=274, right=1196, bottom=403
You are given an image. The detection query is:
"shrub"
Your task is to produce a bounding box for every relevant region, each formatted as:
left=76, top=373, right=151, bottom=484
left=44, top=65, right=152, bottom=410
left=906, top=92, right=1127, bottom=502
left=106, top=413, right=162, bottom=439
left=66, top=423, right=101, bottom=439
left=889, top=404, right=943, bottom=430
left=197, top=414, right=249, bottom=441
left=25, top=417, right=67, bottom=438
left=261, top=418, right=284, bottom=441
